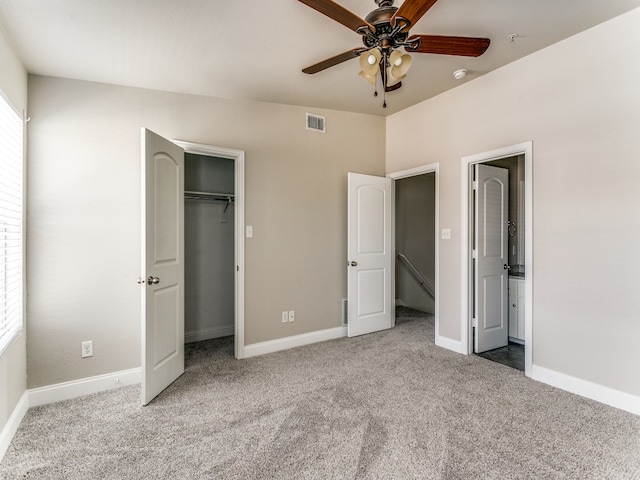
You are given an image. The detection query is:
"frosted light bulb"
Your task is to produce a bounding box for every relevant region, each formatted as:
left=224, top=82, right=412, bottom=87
left=367, top=54, right=377, bottom=65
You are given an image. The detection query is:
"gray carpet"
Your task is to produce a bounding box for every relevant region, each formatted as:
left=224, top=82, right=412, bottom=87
left=2, top=307, right=640, bottom=479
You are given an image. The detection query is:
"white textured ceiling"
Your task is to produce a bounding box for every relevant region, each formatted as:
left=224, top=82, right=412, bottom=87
left=1, top=0, right=639, bottom=116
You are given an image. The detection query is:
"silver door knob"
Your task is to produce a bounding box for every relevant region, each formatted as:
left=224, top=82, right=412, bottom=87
left=503, top=264, right=511, bottom=271
left=147, top=276, right=160, bottom=285
left=349, top=261, right=358, bottom=267
left=137, top=277, right=145, bottom=285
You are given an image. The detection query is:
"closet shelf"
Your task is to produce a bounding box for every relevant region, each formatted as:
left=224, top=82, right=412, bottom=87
left=184, top=190, right=234, bottom=202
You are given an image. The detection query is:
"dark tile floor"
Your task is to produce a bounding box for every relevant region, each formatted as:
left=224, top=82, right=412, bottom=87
left=477, top=342, right=525, bottom=371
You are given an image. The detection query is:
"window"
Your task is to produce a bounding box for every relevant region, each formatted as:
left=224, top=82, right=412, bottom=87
left=0, top=93, right=23, bottom=354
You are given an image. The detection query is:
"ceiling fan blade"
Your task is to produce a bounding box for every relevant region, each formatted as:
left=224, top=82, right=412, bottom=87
left=391, top=0, right=439, bottom=29
left=302, top=49, right=362, bottom=74
left=406, top=35, right=490, bottom=57
left=298, top=0, right=374, bottom=33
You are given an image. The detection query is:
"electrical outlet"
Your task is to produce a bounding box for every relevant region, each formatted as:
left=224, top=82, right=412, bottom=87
left=288, top=310, right=295, bottom=322
left=81, top=340, right=93, bottom=358
left=282, top=311, right=288, bottom=323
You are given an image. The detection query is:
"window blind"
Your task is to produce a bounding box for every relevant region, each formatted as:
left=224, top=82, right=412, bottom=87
left=0, top=95, right=23, bottom=354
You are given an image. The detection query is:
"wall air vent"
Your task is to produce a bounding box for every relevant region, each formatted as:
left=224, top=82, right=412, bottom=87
left=306, top=113, right=326, bottom=133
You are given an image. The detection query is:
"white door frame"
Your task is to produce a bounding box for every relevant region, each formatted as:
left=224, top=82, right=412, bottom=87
left=173, top=140, right=246, bottom=360
left=387, top=163, right=439, bottom=340
left=461, top=142, right=533, bottom=376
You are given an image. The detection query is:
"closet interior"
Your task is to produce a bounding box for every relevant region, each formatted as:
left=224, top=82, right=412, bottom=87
left=184, top=153, right=235, bottom=343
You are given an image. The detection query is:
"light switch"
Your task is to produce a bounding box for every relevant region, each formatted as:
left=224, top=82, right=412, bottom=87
left=441, top=228, right=451, bottom=240
left=246, top=226, right=253, bottom=238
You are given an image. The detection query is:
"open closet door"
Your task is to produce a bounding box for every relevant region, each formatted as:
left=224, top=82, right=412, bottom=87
left=347, top=172, right=393, bottom=337
left=140, top=128, right=184, bottom=405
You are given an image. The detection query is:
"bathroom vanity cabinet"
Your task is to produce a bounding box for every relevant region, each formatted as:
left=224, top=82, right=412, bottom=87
left=508, top=277, right=525, bottom=343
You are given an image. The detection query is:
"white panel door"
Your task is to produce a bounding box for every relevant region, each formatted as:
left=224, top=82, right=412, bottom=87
left=347, top=172, right=393, bottom=337
left=141, top=128, right=184, bottom=405
left=474, top=164, right=509, bottom=353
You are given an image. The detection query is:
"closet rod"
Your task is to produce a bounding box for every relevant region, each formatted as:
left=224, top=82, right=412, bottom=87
left=184, top=190, right=234, bottom=201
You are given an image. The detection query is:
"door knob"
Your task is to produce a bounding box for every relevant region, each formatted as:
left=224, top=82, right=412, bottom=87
left=503, top=264, right=511, bottom=271
left=136, top=277, right=145, bottom=285
left=147, top=276, right=160, bottom=285
left=349, top=261, right=358, bottom=267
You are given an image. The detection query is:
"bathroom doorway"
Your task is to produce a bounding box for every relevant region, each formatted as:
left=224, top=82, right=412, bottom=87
left=461, top=142, right=533, bottom=376
left=472, top=156, right=524, bottom=370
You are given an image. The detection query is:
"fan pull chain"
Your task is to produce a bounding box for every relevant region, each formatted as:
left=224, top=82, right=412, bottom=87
left=382, top=51, right=388, bottom=108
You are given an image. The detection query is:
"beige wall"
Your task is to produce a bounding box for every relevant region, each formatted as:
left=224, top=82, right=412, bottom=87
left=0, top=25, right=27, bottom=438
left=387, top=8, right=640, bottom=396
left=26, top=76, right=385, bottom=388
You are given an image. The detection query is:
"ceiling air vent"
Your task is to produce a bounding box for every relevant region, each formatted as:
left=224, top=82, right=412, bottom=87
left=306, top=113, right=326, bottom=133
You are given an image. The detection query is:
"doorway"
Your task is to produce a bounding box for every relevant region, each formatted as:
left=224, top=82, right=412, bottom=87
left=461, top=142, right=533, bottom=376
left=141, top=132, right=245, bottom=405
left=174, top=141, right=246, bottom=360
left=184, top=153, right=235, bottom=344
left=387, top=164, right=439, bottom=340
left=395, top=173, right=436, bottom=313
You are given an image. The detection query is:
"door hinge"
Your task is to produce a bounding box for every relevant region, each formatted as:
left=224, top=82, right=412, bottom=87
left=472, top=180, right=478, bottom=190
left=472, top=250, right=477, bottom=259
left=472, top=317, right=478, bottom=328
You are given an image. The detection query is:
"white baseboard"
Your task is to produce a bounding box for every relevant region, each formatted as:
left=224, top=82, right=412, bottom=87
left=185, top=326, right=234, bottom=343
left=28, top=368, right=141, bottom=408
left=531, top=365, right=640, bottom=416
left=435, top=335, right=466, bottom=354
left=0, top=391, right=28, bottom=462
left=244, top=326, right=347, bottom=358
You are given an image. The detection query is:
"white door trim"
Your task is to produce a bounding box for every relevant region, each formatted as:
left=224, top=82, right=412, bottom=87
left=172, top=140, right=246, bottom=360
left=461, top=142, right=533, bottom=376
left=387, top=163, right=439, bottom=344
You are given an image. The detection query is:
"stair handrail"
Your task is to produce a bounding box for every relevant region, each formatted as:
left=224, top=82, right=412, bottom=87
left=397, top=252, right=435, bottom=299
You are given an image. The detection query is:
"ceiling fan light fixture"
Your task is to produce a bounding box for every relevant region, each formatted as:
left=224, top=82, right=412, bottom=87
left=359, top=48, right=382, bottom=75
left=385, top=69, right=405, bottom=87
left=297, top=0, right=492, bottom=107
left=359, top=70, right=378, bottom=85
left=389, top=50, right=412, bottom=78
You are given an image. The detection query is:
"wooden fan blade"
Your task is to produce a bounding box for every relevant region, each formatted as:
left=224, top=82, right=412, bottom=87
left=391, top=0, right=439, bottom=29
left=406, top=35, right=490, bottom=57
left=298, top=0, right=373, bottom=33
left=302, top=49, right=361, bottom=74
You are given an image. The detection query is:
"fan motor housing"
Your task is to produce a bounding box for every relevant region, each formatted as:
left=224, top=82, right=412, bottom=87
left=362, top=6, right=409, bottom=49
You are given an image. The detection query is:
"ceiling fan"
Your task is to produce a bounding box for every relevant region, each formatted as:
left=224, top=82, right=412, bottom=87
left=298, top=0, right=490, bottom=107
